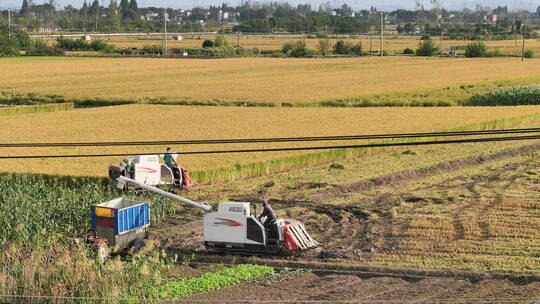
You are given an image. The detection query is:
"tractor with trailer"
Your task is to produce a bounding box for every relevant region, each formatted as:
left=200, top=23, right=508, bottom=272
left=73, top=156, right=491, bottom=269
left=86, top=176, right=319, bottom=260
left=108, top=155, right=195, bottom=191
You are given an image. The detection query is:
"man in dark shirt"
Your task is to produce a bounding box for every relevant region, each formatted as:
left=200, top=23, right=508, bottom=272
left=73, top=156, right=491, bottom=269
left=259, top=200, right=277, bottom=224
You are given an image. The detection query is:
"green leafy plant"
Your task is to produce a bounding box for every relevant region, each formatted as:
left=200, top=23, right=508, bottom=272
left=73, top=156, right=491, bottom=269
left=158, top=264, right=274, bottom=298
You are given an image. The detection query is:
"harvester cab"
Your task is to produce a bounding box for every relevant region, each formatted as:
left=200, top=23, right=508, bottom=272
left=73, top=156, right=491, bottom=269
left=116, top=176, right=320, bottom=255
left=108, top=155, right=194, bottom=191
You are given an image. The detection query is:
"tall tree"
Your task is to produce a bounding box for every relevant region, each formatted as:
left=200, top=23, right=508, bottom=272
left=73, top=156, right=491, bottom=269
left=119, top=0, right=129, bottom=18
left=128, top=0, right=139, bottom=18
left=89, top=0, right=100, bottom=31
left=80, top=0, right=89, bottom=17
left=89, top=0, right=100, bottom=17
left=20, top=0, right=30, bottom=16
left=108, top=0, right=120, bottom=31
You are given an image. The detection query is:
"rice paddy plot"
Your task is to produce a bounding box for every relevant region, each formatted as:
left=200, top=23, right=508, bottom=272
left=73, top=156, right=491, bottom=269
left=1, top=104, right=540, bottom=178
left=2, top=56, right=540, bottom=105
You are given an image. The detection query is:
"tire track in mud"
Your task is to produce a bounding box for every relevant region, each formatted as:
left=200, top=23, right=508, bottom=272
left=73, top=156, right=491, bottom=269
left=311, top=142, right=540, bottom=203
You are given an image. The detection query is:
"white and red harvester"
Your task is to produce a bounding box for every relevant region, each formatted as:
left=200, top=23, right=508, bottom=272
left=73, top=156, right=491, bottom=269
left=117, top=176, right=320, bottom=255
left=109, top=155, right=195, bottom=190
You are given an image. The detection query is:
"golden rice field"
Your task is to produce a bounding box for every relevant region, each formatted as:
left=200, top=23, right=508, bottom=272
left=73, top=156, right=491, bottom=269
left=2, top=56, right=540, bottom=105
left=104, top=34, right=540, bottom=56
left=1, top=104, right=540, bottom=178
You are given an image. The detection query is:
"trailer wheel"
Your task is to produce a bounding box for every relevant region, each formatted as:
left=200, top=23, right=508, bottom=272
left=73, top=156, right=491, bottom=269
left=96, top=243, right=109, bottom=263
left=131, top=239, right=147, bottom=254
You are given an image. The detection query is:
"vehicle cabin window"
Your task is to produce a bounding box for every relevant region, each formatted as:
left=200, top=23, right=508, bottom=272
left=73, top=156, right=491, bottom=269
left=228, top=207, right=244, bottom=214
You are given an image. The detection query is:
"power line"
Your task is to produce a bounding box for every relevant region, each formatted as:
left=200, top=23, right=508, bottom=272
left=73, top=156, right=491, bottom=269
left=1, top=128, right=540, bottom=148
left=1, top=134, right=540, bottom=159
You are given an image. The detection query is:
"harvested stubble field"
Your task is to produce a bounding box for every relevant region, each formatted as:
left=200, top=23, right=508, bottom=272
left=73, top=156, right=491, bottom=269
left=2, top=56, right=540, bottom=105
left=2, top=104, right=540, bottom=179
left=157, top=124, right=540, bottom=276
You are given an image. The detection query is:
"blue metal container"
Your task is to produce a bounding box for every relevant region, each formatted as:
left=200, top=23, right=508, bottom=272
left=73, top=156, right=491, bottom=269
left=90, top=198, right=150, bottom=248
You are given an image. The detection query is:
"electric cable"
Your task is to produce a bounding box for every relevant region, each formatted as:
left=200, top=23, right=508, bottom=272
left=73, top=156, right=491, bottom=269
left=1, top=134, right=539, bottom=159
left=0, top=128, right=540, bottom=148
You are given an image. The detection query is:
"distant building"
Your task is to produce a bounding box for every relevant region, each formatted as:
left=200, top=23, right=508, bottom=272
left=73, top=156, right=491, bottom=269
left=144, top=12, right=159, bottom=21
left=483, top=14, right=497, bottom=23
left=1, top=10, right=11, bottom=19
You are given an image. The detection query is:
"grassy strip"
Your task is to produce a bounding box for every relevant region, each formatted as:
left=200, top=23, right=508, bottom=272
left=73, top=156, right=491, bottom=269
left=0, top=103, right=74, bottom=116
left=158, top=264, right=274, bottom=298
left=190, top=112, right=540, bottom=183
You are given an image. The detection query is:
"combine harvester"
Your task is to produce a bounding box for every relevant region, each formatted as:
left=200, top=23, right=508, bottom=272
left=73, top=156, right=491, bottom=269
left=88, top=176, right=320, bottom=257
left=108, top=155, right=195, bottom=191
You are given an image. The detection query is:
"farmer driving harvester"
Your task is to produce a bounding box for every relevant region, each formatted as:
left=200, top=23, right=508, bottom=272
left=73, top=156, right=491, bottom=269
left=163, top=147, right=182, bottom=186
left=260, top=199, right=277, bottom=224
left=163, top=147, right=178, bottom=168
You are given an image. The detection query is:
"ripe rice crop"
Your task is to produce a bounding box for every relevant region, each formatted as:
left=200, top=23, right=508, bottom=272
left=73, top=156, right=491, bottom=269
left=105, top=34, right=540, bottom=56
left=3, top=57, right=540, bottom=105
left=1, top=104, right=540, bottom=181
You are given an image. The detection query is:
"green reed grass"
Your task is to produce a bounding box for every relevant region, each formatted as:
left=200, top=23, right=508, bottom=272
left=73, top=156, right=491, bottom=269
left=0, top=103, right=74, bottom=116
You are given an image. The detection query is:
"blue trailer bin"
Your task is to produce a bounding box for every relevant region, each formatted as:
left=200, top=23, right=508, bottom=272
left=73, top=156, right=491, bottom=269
left=90, top=198, right=150, bottom=250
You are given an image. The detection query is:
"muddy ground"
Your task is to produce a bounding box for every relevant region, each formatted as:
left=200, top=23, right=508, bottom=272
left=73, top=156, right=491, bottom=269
left=187, top=272, right=540, bottom=303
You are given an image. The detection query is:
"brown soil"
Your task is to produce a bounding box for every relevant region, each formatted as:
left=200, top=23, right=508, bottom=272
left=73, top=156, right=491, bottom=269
left=185, top=272, right=540, bottom=303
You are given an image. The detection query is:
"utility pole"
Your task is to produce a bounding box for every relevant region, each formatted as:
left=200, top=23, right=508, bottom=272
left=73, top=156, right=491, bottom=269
left=521, top=23, right=526, bottom=61
left=380, top=11, right=384, bottom=57
left=7, top=8, right=11, bottom=38
left=163, top=11, right=168, bottom=55
left=513, top=10, right=517, bottom=47
left=370, top=33, right=373, bottom=56
left=440, top=32, right=443, bottom=55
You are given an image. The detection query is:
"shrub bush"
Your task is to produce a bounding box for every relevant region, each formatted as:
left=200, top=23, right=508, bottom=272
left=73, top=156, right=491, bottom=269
left=214, top=35, right=228, bottom=47
left=90, top=39, right=115, bottom=53
left=202, top=39, right=215, bottom=48
left=333, top=40, right=352, bottom=54
left=55, top=37, right=115, bottom=53
left=351, top=43, right=363, bottom=56
left=332, top=40, right=362, bottom=56
left=403, top=48, right=415, bottom=55
left=317, top=39, right=332, bottom=56
left=415, top=39, right=439, bottom=56
left=141, top=45, right=163, bottom=55
left=464, top=41, right=488, bottom=58
left=282, top=40, right=310, bottom=57
left=524, top=49, right=535, bottom=58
